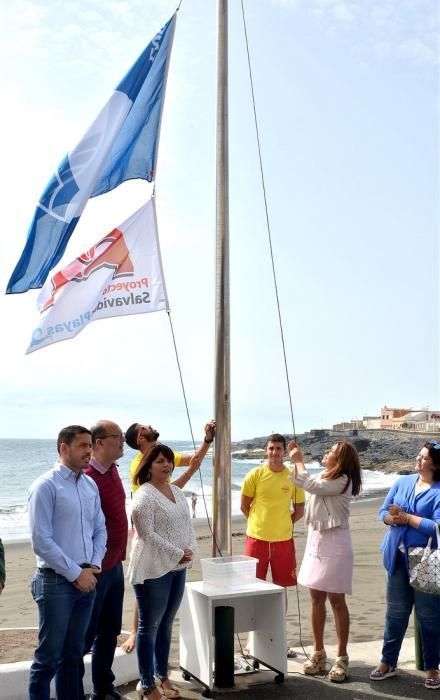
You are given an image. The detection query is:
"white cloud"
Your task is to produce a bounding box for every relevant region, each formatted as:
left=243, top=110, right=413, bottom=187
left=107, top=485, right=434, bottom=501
left=270, top=0, right=439, bottom=66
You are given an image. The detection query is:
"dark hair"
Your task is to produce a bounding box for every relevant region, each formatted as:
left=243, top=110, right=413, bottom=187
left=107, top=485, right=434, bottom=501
left=125, top=423, right=140, bottom=450
left=323, top=441, right=362, bottom=496
left=424, top=442, right=440, bottom=481
left=265, top=433, right=286, bottom=449
left=57, top=425, right=91, bottom=454
left=134, top=444, right=175, bottom=485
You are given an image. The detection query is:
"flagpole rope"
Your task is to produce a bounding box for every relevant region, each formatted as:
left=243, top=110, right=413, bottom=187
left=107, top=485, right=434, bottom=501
left=240, top=0, right=296, bottom=441
left=166, top=311, right=197, bottom=450
left=238, top=3, right=319, bottom=667
left=166, top=310, right=223, bottom=555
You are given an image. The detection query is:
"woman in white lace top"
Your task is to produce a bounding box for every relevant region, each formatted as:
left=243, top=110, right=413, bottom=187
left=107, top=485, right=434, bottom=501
left=128, top=444, right=196, bottom=700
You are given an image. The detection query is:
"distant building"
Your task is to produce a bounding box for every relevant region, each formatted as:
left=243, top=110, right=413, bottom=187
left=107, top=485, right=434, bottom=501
left=363, top=416, right=381, bottom=430
left=380, top=406, right=412, bottom=429
left=401, top=411, right=440, bottom=433
left=351, top=419, right=363, bottom=430
left=332, top=421, right=352, bottom=431
left=332, top=407, right=440, bottom=434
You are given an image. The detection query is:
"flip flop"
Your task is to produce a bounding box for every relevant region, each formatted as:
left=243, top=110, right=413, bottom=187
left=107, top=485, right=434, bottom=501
left=425, top=676, right=440, bottom=690
left=370, top=665, right=396, bottom=681
left=287, top=647, right=298, bottom=658
left=157, top=680, right=182, bottom=699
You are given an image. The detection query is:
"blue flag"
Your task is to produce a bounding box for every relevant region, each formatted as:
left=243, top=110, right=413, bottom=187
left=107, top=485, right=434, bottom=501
left=7, top=14, right=176, bottom=294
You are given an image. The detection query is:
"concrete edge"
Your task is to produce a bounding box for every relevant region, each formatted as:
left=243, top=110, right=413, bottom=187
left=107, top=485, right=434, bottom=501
left=0, top=628, right=138, bottom=700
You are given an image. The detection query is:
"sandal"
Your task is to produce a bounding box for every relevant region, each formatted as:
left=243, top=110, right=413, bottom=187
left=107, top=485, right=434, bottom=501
left=158, top=678, right=183, bottom=699
left=425, top=673, right=440, bottom=690
left=303, top=648, right=326, bottom=675
left=329, top=655, right=349, bottom=683
left=369, top=664, right=396, bottom=681
left=136, top=683, right=165, bottom=700
left=287, top=647, right=298, bottom=658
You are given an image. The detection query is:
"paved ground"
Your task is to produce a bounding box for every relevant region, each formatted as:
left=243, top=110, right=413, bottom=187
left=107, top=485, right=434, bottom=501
left=114, top=638, right=433, bottom=700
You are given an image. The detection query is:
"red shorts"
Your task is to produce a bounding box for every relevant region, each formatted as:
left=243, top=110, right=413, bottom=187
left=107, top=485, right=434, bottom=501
left=244, top=536, right=297, bottom=587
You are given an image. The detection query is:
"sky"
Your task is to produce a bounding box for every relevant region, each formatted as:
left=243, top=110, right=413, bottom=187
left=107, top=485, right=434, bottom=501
left=0, top=0, right=438, bottom=440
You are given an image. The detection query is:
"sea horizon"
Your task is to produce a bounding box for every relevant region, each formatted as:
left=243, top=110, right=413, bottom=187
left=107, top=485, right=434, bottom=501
left=0, top=438, right=398, bottom=542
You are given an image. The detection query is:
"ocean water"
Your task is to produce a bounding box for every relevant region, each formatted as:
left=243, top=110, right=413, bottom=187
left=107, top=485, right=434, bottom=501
left=0, top=439, right=399, bottom=542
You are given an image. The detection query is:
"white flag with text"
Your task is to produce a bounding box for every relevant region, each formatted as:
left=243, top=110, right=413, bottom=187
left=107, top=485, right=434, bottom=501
left=26, top=198, right=168, bottom=354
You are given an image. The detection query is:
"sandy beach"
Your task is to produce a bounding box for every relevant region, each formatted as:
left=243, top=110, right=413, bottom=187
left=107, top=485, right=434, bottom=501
left=0, top=495, right=407, bottom=667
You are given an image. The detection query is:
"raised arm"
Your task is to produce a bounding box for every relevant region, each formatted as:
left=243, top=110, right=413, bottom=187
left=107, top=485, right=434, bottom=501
left=173, top=452, right=205, bottom=489
left=178, top=420, right=216, bottom=469
left=288, top=441, right=305, bottom=473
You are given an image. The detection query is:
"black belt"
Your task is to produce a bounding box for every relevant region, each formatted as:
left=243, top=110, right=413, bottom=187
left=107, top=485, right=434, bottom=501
left=38, top=563, right=91, bottom=574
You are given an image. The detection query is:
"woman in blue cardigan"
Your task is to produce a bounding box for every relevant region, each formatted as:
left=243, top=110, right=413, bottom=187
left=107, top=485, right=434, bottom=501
left=370, top=440, right=440, bottom=690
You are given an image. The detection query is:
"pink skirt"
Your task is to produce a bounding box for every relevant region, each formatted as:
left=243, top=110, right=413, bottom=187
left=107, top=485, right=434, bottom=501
left=298, top=526, right=353, bottom=594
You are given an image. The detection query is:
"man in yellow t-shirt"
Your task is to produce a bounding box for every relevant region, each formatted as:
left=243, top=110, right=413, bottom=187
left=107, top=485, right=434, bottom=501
left=241, top=433, right=305, bottom=587
left=125, top=420, right=215, bottom=492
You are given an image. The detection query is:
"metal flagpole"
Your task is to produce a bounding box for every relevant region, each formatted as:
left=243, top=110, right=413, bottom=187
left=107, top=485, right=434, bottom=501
left=213, top=0, right=232, bottom=556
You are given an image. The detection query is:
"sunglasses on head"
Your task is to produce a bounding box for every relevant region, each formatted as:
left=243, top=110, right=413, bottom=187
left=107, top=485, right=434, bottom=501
left=429, top=439, right=440, bottom=450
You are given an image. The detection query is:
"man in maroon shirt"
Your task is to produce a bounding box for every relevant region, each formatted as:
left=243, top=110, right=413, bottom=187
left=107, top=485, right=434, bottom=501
left=84, top=420, right=127, bottom=700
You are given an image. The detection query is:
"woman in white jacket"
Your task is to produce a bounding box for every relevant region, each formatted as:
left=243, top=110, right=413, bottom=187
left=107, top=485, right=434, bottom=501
left=128, top=444, right=197, bottom=700
left=289, top=440, right=362, bottom=683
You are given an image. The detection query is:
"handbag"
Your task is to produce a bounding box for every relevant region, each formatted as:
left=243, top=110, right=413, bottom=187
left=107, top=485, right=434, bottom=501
left=408, top=522, right=440, bottom=595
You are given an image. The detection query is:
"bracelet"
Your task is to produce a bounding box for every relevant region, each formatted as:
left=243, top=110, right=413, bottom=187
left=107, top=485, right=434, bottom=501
left=204, top=436, right=214, bottom=444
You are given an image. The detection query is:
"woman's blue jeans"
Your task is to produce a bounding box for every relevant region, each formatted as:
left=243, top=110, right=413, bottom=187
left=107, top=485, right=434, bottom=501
left=29, top=569, right=95, bottom=700
left=382, top=551, right=440, bottom=671
left=133, top=569, right=186, bottom=690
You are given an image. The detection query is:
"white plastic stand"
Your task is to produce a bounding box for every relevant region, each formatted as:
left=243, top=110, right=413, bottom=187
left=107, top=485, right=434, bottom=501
left=179, top=580, right=286, bottom=696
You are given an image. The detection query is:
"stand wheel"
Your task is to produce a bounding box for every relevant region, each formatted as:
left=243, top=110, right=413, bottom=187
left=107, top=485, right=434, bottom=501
left=274, top=673, right=284, bottom=684
left=181, top=671, right=191, bottom=681
left=252, top=660, right=260, bottom=670
left=202, top=689, right=211, bottom=698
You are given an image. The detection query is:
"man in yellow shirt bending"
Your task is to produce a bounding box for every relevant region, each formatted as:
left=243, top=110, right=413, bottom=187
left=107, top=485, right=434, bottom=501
left=125, top=421, right=216, bottom=492
left=241, top=433, right=305, bottom=587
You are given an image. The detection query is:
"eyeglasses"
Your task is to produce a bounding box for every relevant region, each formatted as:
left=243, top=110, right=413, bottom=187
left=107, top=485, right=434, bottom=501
left=429, top=439, right=440, bottom=450
left=103, top=432, right=125, bottom=440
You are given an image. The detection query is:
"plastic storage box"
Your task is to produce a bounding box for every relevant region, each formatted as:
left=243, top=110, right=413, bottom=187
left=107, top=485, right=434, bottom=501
left=200, top=555, right=257, bottom=585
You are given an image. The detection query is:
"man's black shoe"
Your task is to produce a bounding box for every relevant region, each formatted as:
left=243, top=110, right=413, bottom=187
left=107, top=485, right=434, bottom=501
left=90, top=691, right=122, bottom=700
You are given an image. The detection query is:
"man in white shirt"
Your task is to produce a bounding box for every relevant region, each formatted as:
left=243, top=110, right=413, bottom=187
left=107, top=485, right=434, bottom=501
left=28, top=425, right=107, bottom=700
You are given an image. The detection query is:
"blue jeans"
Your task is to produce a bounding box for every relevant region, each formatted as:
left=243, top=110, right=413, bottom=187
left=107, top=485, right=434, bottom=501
left=133, top=569, right=186, bottom=689
left=382, top=551, right=440, bottom=671
left=29, top=569, right=95, bottom=700
left=84, top=563, right=124, bottom=695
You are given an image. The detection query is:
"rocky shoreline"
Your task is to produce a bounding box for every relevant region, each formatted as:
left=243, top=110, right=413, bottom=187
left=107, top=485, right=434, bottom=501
left=231, top=429, right=439, bottom=474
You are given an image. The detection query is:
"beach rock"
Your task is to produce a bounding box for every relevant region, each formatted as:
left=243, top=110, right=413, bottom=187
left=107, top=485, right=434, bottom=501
left=231, top=429, right=439, bottom=474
